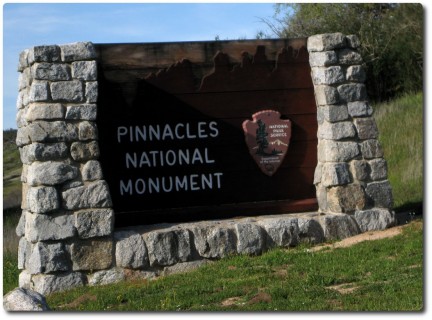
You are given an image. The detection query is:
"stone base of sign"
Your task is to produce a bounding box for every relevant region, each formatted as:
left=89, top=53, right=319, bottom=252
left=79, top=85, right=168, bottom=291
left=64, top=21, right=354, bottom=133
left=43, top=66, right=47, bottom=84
left=18, top=211, right=395, bottom=295
left=15, top=34, right=396, bottom=296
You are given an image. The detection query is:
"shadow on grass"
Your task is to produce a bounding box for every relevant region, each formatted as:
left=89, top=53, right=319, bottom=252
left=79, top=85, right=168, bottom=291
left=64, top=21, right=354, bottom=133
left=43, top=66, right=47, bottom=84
left=393, top=201, right=423, bottom=226
left=3, top=206, right=22, bottom=223
left=394, top=201, right=423, bottom=215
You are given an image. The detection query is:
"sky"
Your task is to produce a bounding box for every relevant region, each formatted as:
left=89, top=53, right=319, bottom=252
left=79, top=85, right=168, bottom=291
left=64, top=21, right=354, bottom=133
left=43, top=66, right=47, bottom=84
left=2, top=2, right=277, bottom=129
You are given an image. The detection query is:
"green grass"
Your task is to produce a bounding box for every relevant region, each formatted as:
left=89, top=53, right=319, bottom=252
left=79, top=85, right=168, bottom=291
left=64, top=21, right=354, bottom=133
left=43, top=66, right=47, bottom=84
left=3, top=210, right=20, bottom=295
left=3, top=252, right=20, bottom=295
left=373, top=92, right=423, bottom=210
left=3, top=129, right=22, bottom=209
left=46, top=220, right=423, bottom=311
left=3, top=129, right=21, bottom=294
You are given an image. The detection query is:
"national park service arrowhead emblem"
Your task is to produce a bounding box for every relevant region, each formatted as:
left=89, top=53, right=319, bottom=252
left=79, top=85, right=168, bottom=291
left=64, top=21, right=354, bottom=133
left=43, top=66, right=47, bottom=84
left=242, top=110, right=291, bottom=176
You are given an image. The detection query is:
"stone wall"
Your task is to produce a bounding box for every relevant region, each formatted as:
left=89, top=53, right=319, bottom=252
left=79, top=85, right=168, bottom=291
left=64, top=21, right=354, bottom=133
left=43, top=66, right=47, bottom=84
left=15, top=42, right=115, bottom=294
left=14, top=34, right=395, bottom=296
left=307, top=33, right=395, bottom=229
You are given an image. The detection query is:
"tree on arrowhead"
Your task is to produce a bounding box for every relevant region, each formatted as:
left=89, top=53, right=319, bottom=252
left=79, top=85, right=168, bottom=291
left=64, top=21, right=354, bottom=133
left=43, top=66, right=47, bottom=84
left=256, top=119, right=269, bottom=155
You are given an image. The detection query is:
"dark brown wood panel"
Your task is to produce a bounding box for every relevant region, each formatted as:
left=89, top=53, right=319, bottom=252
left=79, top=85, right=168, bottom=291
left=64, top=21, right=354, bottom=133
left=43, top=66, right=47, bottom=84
left=109, top=166, right=316, bottom=215
left=99, top=143, right=316, bottom=174
left=198, top=55, right=312, bottom=93
left=115, top=198, right=318, bottom=227
left=207, top=140, right=317, bottom=170
left=176, top=89, right=317, bottom=118
left=95, top=39, right=318, bottom=227
left=215, top=115, right=317, bottom=143
left=96, top=38, right=308, bottom=71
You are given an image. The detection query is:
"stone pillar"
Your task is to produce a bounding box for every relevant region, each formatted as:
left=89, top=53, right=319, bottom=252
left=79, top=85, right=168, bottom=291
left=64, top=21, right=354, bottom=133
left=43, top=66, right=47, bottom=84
left=307, top=33, right=395, bottom=231
left=15, top=42, right=114, bottom=295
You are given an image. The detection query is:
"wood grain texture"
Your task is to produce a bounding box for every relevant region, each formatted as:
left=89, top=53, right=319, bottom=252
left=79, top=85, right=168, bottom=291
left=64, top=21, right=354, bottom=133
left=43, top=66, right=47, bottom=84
left=95, top=39, right=317, bottom=226
left=96, top=38, right=308, bottom=70
left=114, top=198, right=318, bottom=227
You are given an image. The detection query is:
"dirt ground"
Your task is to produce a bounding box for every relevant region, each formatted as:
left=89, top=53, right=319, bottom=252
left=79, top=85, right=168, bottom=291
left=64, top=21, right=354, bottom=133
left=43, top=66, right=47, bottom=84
left=310, top=217, right=422, bottom=252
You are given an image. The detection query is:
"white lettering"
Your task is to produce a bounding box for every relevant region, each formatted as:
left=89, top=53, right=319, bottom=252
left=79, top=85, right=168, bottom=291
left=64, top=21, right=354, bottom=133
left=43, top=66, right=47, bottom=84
left=135, top=179, right=146, bottom=194
left=270, top=133, right=287, bottom=137
left=162, top=124, right=174, bottom=140
left=201, top=174, right=213, bottom=189
left=120, top=173, right=224, bottom=195
left=214, top=172, right=223, bottom=188
left=269, top=124, right=288, bottom=129
left=117, top=121, right=219, bottom=142
left=117, top=121, right=223, bottom=197
left=209, top=121, right=219, bottom=138
left=139, top=152, right=151, bottom=167
left=197, top=122, right=208, bottom=138
left=148, top=177, right=160, bottom=194
left=175, top=123, right=185, bottom=139
left=192, top=148, right=203, bottom=164
left=120, top=180, right=133, bottom=195
left=204, top=148, right=215, bottom=164
left=162, top=176, right=173, bottom=192
left=135, top=126, right=146, bottom=141
left=190, top=174, right=199, bottom=191
left=175, top=175, right=188, bottom=191
left=185, top=123, right=196, bottom=139
left=149, top=151, right=158, bottom=165
left=159, top=151, right=165, bottom=167
left=178, top=149, right=190, bottom=165
left=165, top=150, right=177, bottom=166
left=126, top=148, right=215, bottom=168
left=117, top=126, right=128, bottom=143
left=125, top=152, right=137, bottom=169
left=149, top=125, right=160, bottom=141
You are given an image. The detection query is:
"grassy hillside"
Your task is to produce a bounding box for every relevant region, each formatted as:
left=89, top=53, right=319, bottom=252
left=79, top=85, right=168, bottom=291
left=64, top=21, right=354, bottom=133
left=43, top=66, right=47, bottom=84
left=3, top=129, right=21, bottom=210
left=3, top=129, right=22, bottom=283
left=373, top=92, right=423, bottom=211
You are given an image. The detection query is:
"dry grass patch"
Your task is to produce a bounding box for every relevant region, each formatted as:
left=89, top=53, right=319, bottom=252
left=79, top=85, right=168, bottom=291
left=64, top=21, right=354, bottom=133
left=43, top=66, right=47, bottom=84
left=326, top=283, right=360, bottom=295
left=248, top=292, right=272, bottom=305
left=271, top=264, right=291, bottom=278
left=310, top=223, right=414, bottom=252
left=57, top=293, right=97, bottom=309
left=221, top=296, right=243, bottom=307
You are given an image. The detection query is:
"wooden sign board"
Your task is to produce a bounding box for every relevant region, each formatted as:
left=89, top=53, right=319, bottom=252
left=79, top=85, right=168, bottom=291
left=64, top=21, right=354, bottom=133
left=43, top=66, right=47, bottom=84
left=95, top=39, right=318, bottom=227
